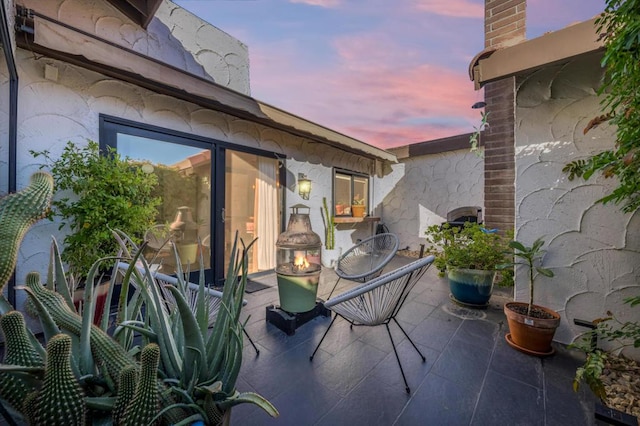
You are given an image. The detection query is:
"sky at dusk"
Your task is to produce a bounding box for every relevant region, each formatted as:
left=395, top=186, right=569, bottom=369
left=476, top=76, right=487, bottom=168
left=174, top=0, right=605, bottom=150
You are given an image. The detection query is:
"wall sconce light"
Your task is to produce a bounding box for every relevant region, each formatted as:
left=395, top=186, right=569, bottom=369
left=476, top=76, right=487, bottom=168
left=298, top=173, right=312, bottom=200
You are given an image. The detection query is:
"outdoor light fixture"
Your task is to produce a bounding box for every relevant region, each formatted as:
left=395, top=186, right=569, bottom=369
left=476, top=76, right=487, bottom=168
left=298, top=173, right=312, bottom=200
left=471, top=101, right=487, bottom=109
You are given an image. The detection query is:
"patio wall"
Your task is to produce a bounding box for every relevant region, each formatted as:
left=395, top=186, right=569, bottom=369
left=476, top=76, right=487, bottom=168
left=8, top=1, right=377, bottom=318
left=18, top=0, right=251, bottom=95
left=514, top=51, right=640, bottom=347
left=376, top=147, right=484, bottom=252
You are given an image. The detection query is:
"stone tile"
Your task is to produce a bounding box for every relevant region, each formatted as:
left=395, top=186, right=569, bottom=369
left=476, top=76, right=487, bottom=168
left=313, top=339, right=387, bottom=396
left=413, top=287, right=450, bottom=307
left=452, top=318, right=500, bottom=352
left=370, top=338, right=440, bottom=392
left=545, top=369, right=597, bottom=426
left=396, top=300, right=436, bottom=325
left=316, top=374, right=411, bottom=426
left=409, top=315, right=460, bottom=352
left=235, top=376, right=341, bottom=426
left=431, top=337, right=492, bottom=393
left=489, top=336, right=543, bottom=389
left=357, top=320, right=415, bottom=354
left=471, top=370, right=544, bottom=426
left=309, top=314, right=370, bottom=355
left=396, top=373, right=479, bottom=425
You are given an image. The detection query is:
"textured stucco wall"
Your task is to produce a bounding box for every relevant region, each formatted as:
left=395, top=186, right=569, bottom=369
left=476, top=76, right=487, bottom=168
left=18, top=0, right=251, bottom=94
left=13, top=47, right=374, bottom=314
left=515, top=52, right=640, bottom=346
left=376, top=149, right=484, bottom=251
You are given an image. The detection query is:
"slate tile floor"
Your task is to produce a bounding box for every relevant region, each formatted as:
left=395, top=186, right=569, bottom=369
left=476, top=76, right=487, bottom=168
left=231, top=256, right=601, bottom=426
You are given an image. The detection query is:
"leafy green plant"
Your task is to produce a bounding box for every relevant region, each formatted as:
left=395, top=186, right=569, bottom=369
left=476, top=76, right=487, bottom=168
left=497, top=238, right=554, bottom=316
left=31, top=141, right=160, bottom=278
left=571, top=298, right=640, bottom=399
left=469, top=111, right=489, bottom=157
left=562, top=0, right=640, bottom=212
left=321, top=197, right=335, bottom=250
left=425, top=222, right=509, bottom=275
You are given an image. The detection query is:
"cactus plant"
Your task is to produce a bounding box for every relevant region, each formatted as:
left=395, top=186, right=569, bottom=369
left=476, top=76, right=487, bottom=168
left=0, top=311, right=44, bottom=415
left=0, top=171, right=53, bottom=294
left=32, top=333, right=87, bottom=425
left=122, top=343, right=160, bottom=426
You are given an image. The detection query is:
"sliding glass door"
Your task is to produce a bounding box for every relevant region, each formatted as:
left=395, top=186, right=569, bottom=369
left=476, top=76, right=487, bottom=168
left=101, top=115, right=282, bottom=284
left=225, top=150, right=280, bottom=275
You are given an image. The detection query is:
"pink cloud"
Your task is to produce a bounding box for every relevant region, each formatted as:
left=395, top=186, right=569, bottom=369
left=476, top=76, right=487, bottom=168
left=413, top=0, right=484, bottom=19
left=289, top=0, right=341, bottom=7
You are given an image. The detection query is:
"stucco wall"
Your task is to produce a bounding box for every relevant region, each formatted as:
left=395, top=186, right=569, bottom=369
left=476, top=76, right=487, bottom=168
left=13, top=46, right=375, bottom=313
left=18, top=0, right=251, bottom=94
left=376, top=149, right=484, bottom=251
left=515, top=52, right=640, bottom=346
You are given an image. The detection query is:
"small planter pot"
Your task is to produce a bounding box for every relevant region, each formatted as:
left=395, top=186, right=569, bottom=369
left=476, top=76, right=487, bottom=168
left=504, top=301, right=560, bottom=356
left=351, top=205, right=366, bottom=218
left=447, top=268, right=495, bottom=307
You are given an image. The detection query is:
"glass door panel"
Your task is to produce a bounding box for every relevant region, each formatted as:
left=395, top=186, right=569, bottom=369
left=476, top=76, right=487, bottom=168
left=117, top=134, right=212, bottom=276
left=225, top=151, right=280, bottom=275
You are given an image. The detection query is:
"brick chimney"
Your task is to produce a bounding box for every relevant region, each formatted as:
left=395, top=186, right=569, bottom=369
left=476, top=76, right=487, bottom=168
left=482, top=0, right=525, bottom=232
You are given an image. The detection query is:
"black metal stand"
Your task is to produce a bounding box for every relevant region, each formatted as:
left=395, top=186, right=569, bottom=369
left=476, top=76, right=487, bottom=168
left=266, top=301, right=330, bottom=335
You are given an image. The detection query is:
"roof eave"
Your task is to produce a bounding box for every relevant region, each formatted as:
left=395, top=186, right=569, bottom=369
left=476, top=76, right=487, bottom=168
left=469, top=18, right=604, bottom=90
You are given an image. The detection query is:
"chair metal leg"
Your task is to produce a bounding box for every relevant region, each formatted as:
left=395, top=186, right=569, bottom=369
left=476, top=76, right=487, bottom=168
left=243, top=328, right=260, bottom=356
left=385, top=323, right=411, bottom=394
left=327, top=277, right=342, bottom=299
left=310, top=314, right=338, bottom=361
left=392, top=317, right=426, bottom=361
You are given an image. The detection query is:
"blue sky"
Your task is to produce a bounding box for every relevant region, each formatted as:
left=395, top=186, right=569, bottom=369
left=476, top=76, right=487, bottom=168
left=174, top=0, right=605, bottom=149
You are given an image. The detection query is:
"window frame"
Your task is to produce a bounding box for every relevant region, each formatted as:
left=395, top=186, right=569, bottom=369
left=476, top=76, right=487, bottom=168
left=332, top=168, right=370, bottom=217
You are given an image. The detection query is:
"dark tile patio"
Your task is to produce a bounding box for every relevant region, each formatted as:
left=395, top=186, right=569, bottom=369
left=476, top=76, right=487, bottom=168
left=232, top=256, right=601, bottom=426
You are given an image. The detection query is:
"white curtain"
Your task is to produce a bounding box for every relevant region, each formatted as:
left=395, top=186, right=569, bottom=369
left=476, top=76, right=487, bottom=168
left=254, top=158, right=278, bottom=270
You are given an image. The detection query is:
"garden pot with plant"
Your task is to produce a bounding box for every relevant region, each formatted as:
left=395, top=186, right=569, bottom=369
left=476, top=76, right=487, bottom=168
left=351, top=194, right=366, bottom=218
left=499, top=238, right=560, bottom=356
left=425, top=222, right=510, bottom=307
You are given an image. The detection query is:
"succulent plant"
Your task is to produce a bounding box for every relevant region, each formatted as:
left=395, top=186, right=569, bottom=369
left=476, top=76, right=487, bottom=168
left=0, top=171, right=53, bottom=294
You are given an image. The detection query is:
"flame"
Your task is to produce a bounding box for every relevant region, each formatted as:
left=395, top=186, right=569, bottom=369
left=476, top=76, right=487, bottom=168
left=294, top=254, right=309, bottom=271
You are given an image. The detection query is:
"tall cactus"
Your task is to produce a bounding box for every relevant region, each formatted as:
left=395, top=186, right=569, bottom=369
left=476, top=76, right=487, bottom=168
left=113, top=366, right=139, bottom=425
left=122, top=343, right=160, bottom=426
left=32, top=333, right=86, bottom=425
left=0, top=311, right=44, bottom=414
left=0, top=172, right=54, bottom=293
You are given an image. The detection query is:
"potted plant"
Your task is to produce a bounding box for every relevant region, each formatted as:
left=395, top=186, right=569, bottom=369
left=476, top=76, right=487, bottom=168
left=425, top=222, right=509, bottom=306
left=498, top=237, right=560, bottom=356
left=351, top=194, right=366, bottom=218
left=30, top=140, right=160, bottom=280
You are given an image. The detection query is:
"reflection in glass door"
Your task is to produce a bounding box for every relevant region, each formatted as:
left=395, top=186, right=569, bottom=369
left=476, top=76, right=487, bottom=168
left=225, top=151, right=280, bottom=275
left=117, top=134, right=212, bottom=276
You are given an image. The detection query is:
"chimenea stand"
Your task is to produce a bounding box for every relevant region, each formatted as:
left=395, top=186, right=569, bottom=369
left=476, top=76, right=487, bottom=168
left=266, top=204, right=330, bottom=335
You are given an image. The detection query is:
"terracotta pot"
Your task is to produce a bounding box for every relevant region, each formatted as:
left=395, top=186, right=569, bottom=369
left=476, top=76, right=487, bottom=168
left=504, top=301, right=560, bottom=355
left=351, top=204, right=366, bottom=217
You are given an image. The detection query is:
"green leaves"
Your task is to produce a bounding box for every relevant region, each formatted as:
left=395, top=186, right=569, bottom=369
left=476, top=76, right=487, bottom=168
left=31, top=141, right=160, bottom=278
left=564, top=0, right=640, bottom=212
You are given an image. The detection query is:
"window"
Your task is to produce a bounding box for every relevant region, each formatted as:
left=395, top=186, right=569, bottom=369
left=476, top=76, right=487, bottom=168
left=333, top=169, right=369, bottom=217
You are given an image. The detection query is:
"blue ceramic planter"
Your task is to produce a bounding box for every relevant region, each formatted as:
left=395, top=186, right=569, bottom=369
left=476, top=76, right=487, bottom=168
left=447, top=268, right=496, bottom=306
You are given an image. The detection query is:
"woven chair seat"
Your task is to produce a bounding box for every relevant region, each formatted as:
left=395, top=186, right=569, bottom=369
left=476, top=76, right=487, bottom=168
left=335, top=233, right=399, bottom=283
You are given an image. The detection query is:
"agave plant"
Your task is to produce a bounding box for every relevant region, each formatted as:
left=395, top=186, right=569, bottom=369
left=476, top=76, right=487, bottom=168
left=113, top=231, right=278, bottom=424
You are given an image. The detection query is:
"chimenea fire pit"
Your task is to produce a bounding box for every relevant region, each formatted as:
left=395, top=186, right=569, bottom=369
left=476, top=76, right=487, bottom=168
left=266, top=204, right=330, bottom=335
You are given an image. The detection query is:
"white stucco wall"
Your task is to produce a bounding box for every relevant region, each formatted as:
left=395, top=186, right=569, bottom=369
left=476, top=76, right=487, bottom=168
left=376, top=149, right=484, bottom=251
left=515, top=52, right=640, bottom=346
left=13, top=45, right=375, bottom=314
left=18, top=0, right=251, bottom=94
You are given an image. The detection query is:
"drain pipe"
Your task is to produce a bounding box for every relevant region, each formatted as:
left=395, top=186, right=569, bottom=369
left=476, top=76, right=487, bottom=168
left=2, top=1, right=20, bottom=307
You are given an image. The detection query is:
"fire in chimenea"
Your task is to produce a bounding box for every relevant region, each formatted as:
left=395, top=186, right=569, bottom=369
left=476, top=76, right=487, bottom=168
left=293, top=253, right=310, bottom=272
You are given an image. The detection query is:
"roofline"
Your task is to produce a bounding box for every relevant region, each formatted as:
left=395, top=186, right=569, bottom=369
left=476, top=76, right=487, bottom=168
left=389, top=132, right=475, bottom=160
left=469, top=18, right=604, bottom=90
left=18, top=9, right=396, bottom=163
